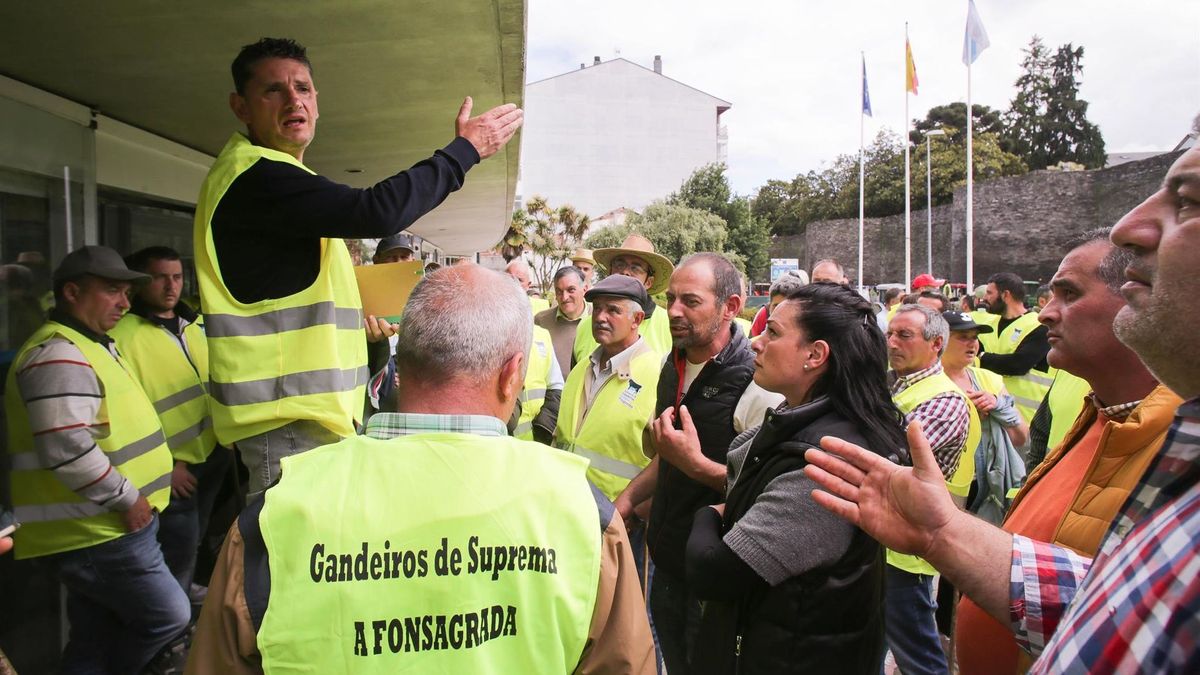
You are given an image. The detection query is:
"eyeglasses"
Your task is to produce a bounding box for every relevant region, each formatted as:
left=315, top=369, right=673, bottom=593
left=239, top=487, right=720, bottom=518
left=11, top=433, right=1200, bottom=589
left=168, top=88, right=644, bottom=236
left=609, top=258, right=649, bottom=276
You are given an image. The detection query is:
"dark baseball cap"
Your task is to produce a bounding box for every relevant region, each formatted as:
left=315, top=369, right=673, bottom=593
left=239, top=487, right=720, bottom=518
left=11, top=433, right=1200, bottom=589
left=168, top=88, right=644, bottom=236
left=376, top=233, right=417, bottom=256
left=585, top=274, right=651, bottom=314
left=53, top=246, right=150, bottom=284
left=943, top=310, right=994, bottom=334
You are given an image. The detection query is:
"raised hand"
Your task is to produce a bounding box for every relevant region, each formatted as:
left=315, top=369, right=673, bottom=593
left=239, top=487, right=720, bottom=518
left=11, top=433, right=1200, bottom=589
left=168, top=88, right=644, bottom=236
left=803, top=421, right=957, bottom=557
left=455, top=97, right=524, bottom=159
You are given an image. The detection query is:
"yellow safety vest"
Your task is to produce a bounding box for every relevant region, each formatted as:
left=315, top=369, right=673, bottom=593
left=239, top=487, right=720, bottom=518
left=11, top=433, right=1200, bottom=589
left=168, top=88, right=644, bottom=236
left=5, top=321, right=172, bottom=559
left=572, top=307, right=672, bottom=367
left=515, top=326, right=555, bottom=440
left=554, top=342, right=660, bottom=500
left=194, top=133, right=367, bottom=446
left=989, top=311, right=1054, bottom=425
left=1045, top=370, right=1091, bottom=451
left=110, top=313, right=216, bottom=464
left=255, top=432, right=601, bottom=674
left=888, top=369, right=978, bottom=575
left=969, top=310, right=1001, bottom=353
left=529, top=297, right=551, bottom=315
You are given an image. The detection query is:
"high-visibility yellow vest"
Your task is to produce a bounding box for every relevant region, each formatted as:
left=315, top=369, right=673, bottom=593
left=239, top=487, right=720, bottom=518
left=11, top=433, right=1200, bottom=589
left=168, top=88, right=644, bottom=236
left=255, top=433, right=601, bottom=674
left=110, top=313, right=216, bottom=465
left=529, top=297, right=551, bottom=315
left=5, top=321, right=172, bottom=559
left=554, top=341, right=659, bottom=499
left=887, top=369, right=978, bottom=575
left=515, top=326, right=554, bottom=441
left=1045, top=370, right=1091, bottom=451
left=194, top=133, right=367, bottom=446
left=572, top=308, right=672, bottom=367
left=990, top=311, right=1054, bottom=425
left=969, top=310, right=1001, bottom=353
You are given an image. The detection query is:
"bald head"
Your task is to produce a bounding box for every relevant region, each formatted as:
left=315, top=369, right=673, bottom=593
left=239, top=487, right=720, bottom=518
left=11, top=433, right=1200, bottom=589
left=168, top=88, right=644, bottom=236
left=504, top=259, right=532, bottom=290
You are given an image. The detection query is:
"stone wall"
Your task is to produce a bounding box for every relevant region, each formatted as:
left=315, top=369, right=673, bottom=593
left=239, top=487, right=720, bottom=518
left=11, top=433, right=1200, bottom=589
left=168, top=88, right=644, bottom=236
left=767, top=151, right=1182, bottom=286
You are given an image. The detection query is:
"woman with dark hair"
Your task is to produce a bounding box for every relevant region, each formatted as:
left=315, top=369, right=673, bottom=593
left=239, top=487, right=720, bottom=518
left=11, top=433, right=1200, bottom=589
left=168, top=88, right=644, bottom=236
left=682, top=282, right=907, bottom=674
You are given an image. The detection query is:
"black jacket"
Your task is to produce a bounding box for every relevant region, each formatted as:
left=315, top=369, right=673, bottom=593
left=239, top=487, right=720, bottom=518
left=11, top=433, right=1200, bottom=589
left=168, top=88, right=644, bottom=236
left=648, top=325, right=756, bottom=577
left=693, top=397, right=895, bottom=675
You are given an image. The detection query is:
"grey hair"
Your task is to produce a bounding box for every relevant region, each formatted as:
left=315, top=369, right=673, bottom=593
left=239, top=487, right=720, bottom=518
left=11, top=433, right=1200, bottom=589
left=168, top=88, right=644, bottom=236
left=894, top=303, right=949, bottom=345
left=1062, top=227, right=1135, bottom=294
left=394, top=266, right=533, bottom=384
left=593, top=295, right=645, bottom=322
left=812, top=258, right=845, bottom=277
left=770, top=269, right=810, bottom=296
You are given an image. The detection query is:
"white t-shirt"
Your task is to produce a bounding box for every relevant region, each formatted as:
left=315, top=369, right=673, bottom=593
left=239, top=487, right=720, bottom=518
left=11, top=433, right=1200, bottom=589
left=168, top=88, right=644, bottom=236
left=678, top=360, right=784, bottom=433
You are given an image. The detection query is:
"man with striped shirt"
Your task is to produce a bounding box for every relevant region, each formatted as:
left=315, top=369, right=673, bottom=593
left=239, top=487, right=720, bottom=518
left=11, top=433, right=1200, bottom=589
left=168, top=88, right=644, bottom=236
left=884, top=303, right=972, bottom=675
left=5, top=246, right=189, bottom=673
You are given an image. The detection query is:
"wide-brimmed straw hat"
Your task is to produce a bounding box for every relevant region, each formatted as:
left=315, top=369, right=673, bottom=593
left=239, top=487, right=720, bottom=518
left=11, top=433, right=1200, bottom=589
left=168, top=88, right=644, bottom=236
left=593, top=234, right=674, bottom=295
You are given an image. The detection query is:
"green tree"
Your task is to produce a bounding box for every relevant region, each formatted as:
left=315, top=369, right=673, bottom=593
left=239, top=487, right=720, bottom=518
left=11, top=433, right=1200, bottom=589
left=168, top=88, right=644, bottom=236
left=910, top=102, right=1007, bottom=147
left=1004, top=37, right=1105, bottom=169
left=501, top=195, right=590, bottom=294
left=1043, top=44, right=1106, bottom=168
left=585, top=202, right=733, bottom=271
left=668, top=164, right=771, bottom=279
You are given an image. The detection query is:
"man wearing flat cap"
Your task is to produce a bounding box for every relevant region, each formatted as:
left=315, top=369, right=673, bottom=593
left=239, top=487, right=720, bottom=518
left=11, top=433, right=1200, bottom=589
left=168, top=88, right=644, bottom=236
left=555, top=275, right=661, bottom=502
left=572, top=234, right=675, bottom=366
left=5, top=246, right=189, bottom=673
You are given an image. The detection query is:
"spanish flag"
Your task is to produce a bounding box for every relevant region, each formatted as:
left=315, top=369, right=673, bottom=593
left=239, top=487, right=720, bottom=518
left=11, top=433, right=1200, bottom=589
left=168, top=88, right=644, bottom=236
left=905, top=37, right=919, bottom=95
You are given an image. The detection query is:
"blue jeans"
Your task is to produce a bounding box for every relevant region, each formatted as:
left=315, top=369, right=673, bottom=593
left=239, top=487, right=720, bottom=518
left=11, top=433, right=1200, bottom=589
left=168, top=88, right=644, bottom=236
left=884, top=565, right=948, bottom=675
left=42, top=515, right=191, bottom=674
left=648, top=565, right=702, bottom=675
left=158, top=446, right=233, bottom=591
left=235, top=419, right=343, bottom=496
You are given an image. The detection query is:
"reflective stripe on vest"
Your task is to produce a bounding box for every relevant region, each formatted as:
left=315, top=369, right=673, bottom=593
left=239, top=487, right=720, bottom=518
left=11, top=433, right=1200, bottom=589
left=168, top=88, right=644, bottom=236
left=889, top=369, right=978, bottom=574
left=255, top=433, right=600, bottom=673
left=194, top=133, right=366, bottom=445
left=110, top=313, right=216, bottom=464
left=554, top=342, right=660, bottom=500
left=516, top=327, right=554, bottom=441
left=990, top=311, right=1052, bottom=425
left=5, top=321, right=173, bottom=559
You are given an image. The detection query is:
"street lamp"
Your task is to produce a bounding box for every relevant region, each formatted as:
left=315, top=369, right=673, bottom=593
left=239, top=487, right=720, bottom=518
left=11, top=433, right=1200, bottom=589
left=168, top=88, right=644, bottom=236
left=926, top=128, right=946, bottom=276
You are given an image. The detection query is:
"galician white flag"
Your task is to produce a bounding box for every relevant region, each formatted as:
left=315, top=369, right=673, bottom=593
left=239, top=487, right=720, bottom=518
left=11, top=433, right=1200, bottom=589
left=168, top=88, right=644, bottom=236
left=963, top=0, right=991, bottom=65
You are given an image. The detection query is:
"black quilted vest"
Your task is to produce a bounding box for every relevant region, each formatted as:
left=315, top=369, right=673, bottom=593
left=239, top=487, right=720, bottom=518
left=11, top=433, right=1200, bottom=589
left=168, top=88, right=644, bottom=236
left=648, top=324, right=756, bottom=577
left=692, top=398, right=889, bottom=675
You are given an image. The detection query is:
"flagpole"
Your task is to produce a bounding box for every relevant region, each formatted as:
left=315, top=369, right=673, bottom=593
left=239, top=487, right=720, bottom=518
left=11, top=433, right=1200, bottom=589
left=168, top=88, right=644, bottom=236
left=859, top=53, right=866, bottom=293
left=904, top=24, right=912, bottom=293
left=966, top=60, right=974, bottom=294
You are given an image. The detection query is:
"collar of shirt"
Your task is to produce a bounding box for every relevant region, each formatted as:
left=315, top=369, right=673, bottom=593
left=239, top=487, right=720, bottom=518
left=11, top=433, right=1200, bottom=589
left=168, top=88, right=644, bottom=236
left=364, top=412, right=509, bottom=440
left=589, top=336, right=647, bottom=381
left=889, top=361, right=944, bottom=395
left=49, top=307, right=113, bottom=345
left=1090, top=393, right=1142, bottom=421
left=556, top=303, right=589, bottom=323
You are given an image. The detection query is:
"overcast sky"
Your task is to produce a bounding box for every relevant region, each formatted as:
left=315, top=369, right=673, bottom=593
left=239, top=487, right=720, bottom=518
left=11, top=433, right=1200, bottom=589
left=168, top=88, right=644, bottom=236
left=526, top=0, right=1200, bottom=196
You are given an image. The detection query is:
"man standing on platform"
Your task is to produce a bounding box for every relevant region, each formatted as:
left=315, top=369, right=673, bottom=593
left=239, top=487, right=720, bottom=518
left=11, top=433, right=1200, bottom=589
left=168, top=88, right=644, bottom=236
left=194, top=37, right=522, bottom=494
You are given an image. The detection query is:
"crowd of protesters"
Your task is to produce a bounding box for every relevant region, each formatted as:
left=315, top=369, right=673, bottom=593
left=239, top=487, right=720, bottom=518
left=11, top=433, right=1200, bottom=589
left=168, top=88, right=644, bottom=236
left=2, top=35, right=1198, bottom=675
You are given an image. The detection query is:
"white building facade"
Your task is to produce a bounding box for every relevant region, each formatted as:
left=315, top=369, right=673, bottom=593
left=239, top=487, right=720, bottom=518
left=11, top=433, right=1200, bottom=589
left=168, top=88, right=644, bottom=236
left=519, top=57, right=730, bottom=219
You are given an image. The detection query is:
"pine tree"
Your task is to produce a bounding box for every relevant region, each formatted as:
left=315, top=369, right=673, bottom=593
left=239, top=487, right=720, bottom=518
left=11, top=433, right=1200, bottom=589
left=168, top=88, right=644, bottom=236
left=1004, top=36, right=1052, bottom=167
left=1043, top=44, right=1106, bottom=168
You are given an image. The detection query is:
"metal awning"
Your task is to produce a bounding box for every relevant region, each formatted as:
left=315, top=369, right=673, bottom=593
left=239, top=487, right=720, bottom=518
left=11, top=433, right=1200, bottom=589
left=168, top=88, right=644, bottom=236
left=0, top=0, right=525, bottom=253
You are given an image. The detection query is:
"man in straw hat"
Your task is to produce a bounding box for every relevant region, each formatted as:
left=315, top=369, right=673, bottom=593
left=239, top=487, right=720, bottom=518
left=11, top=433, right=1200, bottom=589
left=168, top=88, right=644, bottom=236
left=572, top=234, right=675, bottom=366
left=570, top=248, right=597, bottom=288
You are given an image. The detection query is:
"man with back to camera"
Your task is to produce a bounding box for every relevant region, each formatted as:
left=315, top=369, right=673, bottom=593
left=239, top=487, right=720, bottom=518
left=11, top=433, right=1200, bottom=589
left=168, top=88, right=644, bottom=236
left=187, top=265, right=655, bottom=674
left=194, top=37, right=522, bottom=495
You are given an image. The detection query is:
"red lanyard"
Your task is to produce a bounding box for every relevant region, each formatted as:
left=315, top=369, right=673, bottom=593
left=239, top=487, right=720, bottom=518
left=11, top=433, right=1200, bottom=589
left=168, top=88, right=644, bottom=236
left=673, top=349, right=688, bottom=412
